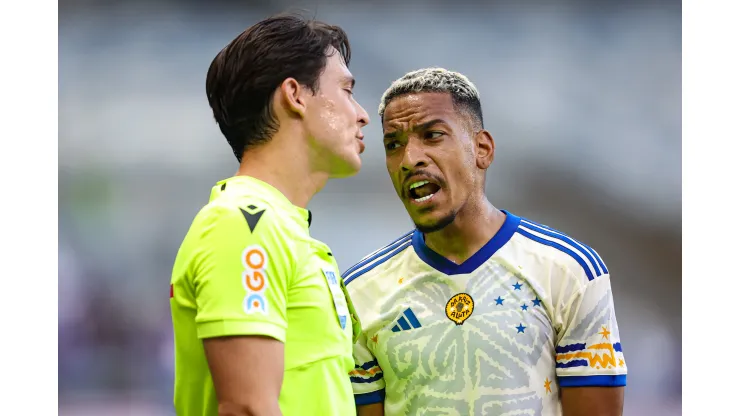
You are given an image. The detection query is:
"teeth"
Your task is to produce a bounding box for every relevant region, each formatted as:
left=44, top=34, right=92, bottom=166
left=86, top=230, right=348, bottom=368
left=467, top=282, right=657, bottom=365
left=414, top=194, right=434, bottom=203
left=409, top=180, right=429, bottom=190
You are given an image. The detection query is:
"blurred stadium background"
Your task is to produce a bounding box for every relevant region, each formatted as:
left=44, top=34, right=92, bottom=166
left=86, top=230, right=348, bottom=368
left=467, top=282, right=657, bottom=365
left=58, top=0, right=681, bottom=414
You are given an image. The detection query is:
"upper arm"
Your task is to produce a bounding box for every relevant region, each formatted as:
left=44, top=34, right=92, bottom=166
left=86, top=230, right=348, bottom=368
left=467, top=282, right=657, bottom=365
left=193, top=204, right=294, bottom=342
left=350, top=330, right=386, bottom=406
left=203, top=335, right=284, bottom=415
left=192, top=204, right=295, bottom=408
left=561, top=386, right=624, bottom=416
left=555, top=273, right=627, bottom=410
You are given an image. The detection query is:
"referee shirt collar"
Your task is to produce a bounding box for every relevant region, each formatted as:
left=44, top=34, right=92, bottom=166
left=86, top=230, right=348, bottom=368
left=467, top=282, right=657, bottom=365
left=213, top=175, right=312, bottom=228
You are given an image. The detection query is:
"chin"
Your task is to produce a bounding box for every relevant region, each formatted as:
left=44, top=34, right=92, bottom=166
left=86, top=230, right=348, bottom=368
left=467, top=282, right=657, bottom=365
left=411, top=211, right=457, bottom=234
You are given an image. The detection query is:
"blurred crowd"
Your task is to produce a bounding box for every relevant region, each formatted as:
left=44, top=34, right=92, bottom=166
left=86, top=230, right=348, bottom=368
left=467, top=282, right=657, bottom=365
left=59, top=1, right=681, bottom=414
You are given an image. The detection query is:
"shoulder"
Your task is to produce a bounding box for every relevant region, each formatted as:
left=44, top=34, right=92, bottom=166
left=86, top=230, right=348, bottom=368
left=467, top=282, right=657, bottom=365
left=180, top=194, right=301, bottom=283
left=511, top=215, right=609, bottom=284
left=192, top=192, right=297, bottom=247
left=342, top=230, right=415, bottom=288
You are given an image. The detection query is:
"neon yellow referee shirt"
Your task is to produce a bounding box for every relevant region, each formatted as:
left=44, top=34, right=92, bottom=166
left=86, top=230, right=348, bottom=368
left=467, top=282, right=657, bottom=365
left=170, top=175, right=360, bottom=416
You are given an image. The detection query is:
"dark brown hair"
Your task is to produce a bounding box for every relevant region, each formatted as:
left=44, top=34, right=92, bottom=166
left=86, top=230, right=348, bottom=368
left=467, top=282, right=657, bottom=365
left=206, top=13, right=352, bottom=161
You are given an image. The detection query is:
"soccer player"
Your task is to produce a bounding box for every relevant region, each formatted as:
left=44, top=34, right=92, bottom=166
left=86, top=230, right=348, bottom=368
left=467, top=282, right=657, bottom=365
left=169, top=14, right=369, bottom=416
left=343, top=68, right=627, bottom=416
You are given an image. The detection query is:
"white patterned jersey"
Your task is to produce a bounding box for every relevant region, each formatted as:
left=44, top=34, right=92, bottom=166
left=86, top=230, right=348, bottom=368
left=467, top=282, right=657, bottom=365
left=342, top=211, right=627, bottom=416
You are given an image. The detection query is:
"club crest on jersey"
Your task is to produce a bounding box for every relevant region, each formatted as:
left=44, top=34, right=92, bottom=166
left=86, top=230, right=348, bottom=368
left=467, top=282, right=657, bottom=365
left=446, top=293, right=474, bottom=325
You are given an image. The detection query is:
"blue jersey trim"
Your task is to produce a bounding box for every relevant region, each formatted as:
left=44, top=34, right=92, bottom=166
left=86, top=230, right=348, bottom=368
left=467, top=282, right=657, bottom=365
left=355, top=360, right=379, bottom=371
left=411, top=210, right=521, bottom=275
left=355, top=389, right=385, bottom=405
left=522, top=218, right=609, bottom=274
left=515, top=228, right=596, bottom=281
left=351, top=373, right=384, bottom=384
left=344, top=240, right=413, bottom=285
left=558, top=374, right=627, bottom=387
left=519, top=220, right=603, bottom=277
left=555, top=343, right=587, bottom=353
left=342, top=231, right=413, bottom=278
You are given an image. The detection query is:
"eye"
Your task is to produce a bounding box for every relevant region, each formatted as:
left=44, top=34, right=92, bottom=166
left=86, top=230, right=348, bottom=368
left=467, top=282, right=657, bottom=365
left=425, top=131, right=444, bottom=140
left=385, top=141, right=401, bottom=151
left=344, top=88, right=354, bottom=96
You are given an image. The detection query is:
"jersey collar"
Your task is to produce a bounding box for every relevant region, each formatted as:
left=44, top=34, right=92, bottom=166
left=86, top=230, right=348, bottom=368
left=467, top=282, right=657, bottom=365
left=213, top=176, right=312, bottom=227
left=412, top=210, right=521, bottom=275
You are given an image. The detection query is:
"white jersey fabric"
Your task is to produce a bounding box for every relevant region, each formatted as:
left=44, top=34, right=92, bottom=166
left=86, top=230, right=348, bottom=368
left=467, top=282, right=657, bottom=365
left=343, top=211, right=627, bottom=416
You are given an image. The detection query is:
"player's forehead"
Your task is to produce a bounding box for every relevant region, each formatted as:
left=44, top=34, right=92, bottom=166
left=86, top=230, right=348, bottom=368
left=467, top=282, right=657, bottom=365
left=382, top=92, right=458, bottom=132
left=321, top=48, right=354, bottom=85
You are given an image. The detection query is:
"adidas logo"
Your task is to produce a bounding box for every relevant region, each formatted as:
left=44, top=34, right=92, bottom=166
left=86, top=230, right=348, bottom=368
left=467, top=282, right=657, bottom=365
left=391, top=308, right=422, bottom=332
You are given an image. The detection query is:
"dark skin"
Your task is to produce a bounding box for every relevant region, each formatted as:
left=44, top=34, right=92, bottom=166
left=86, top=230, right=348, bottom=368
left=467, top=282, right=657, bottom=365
left=382, top=92, right=503, bottom=264
left=357, top=403, right=384, bottom=416
left=356, top=91, right=624, bottom=416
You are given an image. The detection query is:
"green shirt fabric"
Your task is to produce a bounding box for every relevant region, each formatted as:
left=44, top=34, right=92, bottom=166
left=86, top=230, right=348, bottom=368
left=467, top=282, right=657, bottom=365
left=170, top=176, right=357, bottom=416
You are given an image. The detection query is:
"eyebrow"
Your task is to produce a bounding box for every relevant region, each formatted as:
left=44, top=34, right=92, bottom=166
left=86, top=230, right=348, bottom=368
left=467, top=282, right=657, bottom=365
left=342, top=76, right=355, bottom=89
left=383, top=119, right=446, bottom=140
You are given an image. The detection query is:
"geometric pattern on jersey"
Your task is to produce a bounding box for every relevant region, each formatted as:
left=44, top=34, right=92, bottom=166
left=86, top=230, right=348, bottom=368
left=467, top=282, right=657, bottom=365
left=555, top=290, right=625, bottom=372
left=380, top=266, right=550, bottom=416
left=343, top=210, right=626, bottom=416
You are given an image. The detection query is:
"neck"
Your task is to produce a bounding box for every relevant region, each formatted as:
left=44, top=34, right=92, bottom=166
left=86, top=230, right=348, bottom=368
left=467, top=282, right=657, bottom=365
left=235, top=129, right=328, bottom=208
left=423, top=194, right=506, bottom=265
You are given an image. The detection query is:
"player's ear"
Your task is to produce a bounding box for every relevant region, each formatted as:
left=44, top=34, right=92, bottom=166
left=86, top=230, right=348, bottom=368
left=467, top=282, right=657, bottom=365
left=474, top=129, right=495, bottom=170
left=278, top=77, right=307, bottom=118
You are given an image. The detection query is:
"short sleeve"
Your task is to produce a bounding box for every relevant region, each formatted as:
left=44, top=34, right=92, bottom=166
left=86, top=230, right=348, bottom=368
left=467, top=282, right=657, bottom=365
left=350, top=331, right=386, bottom=405
left=192, top=204, right=295, bottom=343
left=555, top=274, right=627, bottom=387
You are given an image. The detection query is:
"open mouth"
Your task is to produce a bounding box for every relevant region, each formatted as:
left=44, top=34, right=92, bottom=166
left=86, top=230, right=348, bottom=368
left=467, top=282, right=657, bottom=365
left=408, top=180, right=441, bottom=203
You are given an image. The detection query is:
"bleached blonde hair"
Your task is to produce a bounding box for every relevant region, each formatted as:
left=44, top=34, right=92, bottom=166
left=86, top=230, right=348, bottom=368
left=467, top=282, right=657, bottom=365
left=378, top=67, right=483, bottom=128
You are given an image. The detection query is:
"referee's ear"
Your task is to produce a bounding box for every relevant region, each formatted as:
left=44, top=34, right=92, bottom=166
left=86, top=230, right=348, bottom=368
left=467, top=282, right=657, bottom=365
left=474, top=129, right=495, bottom=170
left=279, top=77, right=308, bottom=118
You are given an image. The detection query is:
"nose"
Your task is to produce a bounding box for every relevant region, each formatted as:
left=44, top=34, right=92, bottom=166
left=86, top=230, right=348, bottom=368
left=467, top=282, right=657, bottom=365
left=400, top=138, right=428, bottom=172
left=356, top=102, right=370, bottom=128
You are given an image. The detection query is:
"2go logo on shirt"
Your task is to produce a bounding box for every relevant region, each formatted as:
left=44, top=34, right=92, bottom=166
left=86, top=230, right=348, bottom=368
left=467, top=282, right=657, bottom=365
left=241, top=245, right=269, bottom=315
